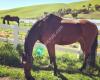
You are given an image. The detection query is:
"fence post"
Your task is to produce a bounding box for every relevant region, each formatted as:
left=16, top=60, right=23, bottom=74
left=13, top=25, right=19, bottom=47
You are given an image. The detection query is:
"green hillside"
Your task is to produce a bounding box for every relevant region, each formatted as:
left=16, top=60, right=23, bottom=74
left=0, top=3, right=67, bottom=18
left=67, top=0, right=100, bottom=9
left=0, top=0, right=100, bottom=19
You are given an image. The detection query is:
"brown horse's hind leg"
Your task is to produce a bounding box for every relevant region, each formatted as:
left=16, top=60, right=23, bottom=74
left=87, top=35, right=98, bottom=67
left=79, top=39, right=87, bottom=71
left=79, top=35, right=97, bottom=71
left=46, top=44, right=58, bottom=76
left=79, top=38, right=92, bottom=71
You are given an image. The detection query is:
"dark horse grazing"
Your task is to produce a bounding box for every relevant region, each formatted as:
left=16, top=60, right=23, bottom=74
left=22, top=14, right=98, bottom=80
left=3, top=15, right=20, bottom=26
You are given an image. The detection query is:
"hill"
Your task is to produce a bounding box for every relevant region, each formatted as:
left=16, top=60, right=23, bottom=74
left=66, top=0, right=100, bottom=9
left=0, top=0, right=100, bottom=19
left=0, top=3, right=67, bottom=18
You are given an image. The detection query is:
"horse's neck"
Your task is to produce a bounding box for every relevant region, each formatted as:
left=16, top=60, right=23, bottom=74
left=24, top=33, right=37, bottom=55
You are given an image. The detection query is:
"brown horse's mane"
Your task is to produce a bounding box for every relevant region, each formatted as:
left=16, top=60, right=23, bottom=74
left=61, top=19, right=80, bottom=24
left=42, top=14, right=85, bottom=24
left=42, top=14, right=62, bottom=22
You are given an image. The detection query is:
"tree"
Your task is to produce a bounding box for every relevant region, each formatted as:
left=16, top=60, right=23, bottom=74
left=88, top=3, right=92, bottom=11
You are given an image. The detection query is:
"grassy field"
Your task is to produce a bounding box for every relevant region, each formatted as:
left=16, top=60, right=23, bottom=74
left=0, top=0, right=100, bottom=80
left=0, top=42, right=100, bottom=80
left=0, top=3, right=67, bottom=18
left=0, top=53, right=100, bottom=80
left=66, top=0, right=100, bottom=9
left=0, top=55, right=100, bottom=80
left=0, top=0, right=100, bottom=19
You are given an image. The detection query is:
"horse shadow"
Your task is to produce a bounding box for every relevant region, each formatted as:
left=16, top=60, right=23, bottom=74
left=32, top=65, right=68, bottom=80
left=32, top=64, right=100, bottom=80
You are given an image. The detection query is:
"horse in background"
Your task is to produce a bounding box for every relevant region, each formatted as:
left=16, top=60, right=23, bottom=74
left=22, top=14, right=98, bottom=80
left=3, top=15, right=20, bottom=26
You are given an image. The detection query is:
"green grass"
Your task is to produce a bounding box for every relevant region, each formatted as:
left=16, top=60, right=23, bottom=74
left=66, top=0, right=100, bottom=9
left=0, top=54, right=100, bottom=80
left=0, top=42, right=100, bottom=80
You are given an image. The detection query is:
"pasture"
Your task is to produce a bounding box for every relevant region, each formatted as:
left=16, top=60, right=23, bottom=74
left=0, top=0, right=100, bottom=79
left=0, top=41, right=100, bottom=80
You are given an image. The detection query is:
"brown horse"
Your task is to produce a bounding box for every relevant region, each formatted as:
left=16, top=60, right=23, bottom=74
left=22, top=14, right=98, bottom=80
left=3, top=15, right=20, bottom=26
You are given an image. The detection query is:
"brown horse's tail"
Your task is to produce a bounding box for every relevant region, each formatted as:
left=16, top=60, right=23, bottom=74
left=89, top=34, right=98, bottom=67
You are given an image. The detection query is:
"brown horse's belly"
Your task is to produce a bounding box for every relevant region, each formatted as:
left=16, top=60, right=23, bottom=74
left=57, top=36, right=80, bottom=45
left=57, top=40, right=77, bottom=45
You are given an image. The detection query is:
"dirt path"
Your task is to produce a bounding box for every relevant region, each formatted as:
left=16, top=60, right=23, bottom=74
left=0, top=77, right=11, bottom=80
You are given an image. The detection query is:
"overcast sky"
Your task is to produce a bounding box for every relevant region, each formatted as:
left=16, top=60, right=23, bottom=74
left=0, top=0, right=84, bottom=10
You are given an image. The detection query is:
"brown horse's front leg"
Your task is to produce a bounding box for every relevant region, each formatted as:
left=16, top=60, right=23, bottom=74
left=22, top=54, right=35, bottom=80
left=52, top=57, right=58, bottom=76
left=80, top=53, right=90, bottom=71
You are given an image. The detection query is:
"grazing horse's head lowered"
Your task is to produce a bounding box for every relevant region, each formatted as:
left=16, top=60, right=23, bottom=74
left=22, top=14, right=98, bottom=80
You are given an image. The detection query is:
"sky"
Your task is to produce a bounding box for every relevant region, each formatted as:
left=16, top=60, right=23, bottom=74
left=0, top=0, right=84, bottom=10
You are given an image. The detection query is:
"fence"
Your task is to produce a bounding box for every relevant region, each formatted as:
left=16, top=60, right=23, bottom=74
left=0, top=24, right=29, bottom=47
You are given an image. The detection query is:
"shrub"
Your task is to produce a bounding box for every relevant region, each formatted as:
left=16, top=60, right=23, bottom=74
left=16, top=44, right=24, bottom=56
left=0, top=42, right=20, bottom=67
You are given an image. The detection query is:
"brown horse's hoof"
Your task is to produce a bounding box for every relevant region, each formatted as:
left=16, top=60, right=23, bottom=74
left=54, top=71, right=58, bottom=76
left=54, top=73, right=57, bottom=76
left=78, top=67, right=85, bottom=72
left=26, top=76, right=35, bottom=80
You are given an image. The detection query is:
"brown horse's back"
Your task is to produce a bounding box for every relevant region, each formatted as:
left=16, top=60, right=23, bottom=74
left=40, top=18, right=98, bottom=46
